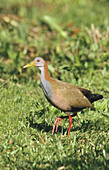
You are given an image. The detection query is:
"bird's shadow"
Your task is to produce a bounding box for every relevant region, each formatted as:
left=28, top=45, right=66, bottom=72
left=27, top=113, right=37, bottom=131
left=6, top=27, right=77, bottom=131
left=27, top=116, right=95, bottom=135
left=30, top=120, right=53, bottom=133
left=27, top=108, right=100, bottom=135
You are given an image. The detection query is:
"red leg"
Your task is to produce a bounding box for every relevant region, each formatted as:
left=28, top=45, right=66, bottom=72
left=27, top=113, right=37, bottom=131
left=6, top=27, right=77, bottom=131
left=67, top=115, right=72, bottom=137
left=52, top=113, right=77, bottom=136
left=52, top=117, right=62, bottom=135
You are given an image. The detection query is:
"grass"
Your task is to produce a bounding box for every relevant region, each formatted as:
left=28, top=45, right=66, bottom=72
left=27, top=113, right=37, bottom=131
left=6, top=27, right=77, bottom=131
left=0, top=82, right=109, bottom=169
left=0, top=0, right=109, bottom=169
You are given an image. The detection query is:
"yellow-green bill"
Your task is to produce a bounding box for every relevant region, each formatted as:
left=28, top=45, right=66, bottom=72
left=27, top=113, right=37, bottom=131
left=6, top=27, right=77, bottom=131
left=23, top=61, right=36, bottom=68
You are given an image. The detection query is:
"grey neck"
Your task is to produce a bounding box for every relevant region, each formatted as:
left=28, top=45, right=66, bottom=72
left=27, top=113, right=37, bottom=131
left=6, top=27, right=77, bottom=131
left=40, top=67, right=53, bottom=100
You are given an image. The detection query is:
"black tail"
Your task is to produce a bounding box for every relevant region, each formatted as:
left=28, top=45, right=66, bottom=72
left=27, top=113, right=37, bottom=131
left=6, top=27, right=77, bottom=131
left=89, top=94, right=103, bottom=103
left=79, top=87, right=103, bottom=104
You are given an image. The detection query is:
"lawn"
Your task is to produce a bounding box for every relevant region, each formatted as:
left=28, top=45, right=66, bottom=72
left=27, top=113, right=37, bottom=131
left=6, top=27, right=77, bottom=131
left=0, top=0, right=109, bottom=169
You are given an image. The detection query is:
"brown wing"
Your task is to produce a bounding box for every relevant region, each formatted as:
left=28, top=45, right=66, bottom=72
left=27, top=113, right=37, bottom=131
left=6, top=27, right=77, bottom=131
left=50, top=78, right=93, bottom=110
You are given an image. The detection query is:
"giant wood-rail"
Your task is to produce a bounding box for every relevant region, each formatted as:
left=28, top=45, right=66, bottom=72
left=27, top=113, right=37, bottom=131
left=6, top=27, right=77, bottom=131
left=23, top=57, right=103, bottom=136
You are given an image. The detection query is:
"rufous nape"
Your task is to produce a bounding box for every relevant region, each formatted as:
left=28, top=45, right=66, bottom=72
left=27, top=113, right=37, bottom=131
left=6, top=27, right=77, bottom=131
left=23, top=57, right=103, bottom=137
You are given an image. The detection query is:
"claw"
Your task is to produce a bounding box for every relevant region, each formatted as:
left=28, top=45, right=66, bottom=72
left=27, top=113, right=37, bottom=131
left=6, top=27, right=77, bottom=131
left=52, top=117, right=62, bottom=135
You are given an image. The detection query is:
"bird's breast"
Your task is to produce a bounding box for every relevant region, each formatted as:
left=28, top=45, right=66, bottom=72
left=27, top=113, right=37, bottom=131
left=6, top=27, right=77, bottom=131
left=41, top=79, right=53, bottom=100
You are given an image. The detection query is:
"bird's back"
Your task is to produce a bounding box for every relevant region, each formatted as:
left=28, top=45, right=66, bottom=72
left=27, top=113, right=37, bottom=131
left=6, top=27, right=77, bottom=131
left=47, top=77, right=98, bottom=112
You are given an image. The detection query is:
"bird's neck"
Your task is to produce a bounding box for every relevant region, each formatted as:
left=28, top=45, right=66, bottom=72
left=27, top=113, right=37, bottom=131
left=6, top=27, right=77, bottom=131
left=39, top=62, right=53, bottom=100
left=40, top=62, right=50, bottom=81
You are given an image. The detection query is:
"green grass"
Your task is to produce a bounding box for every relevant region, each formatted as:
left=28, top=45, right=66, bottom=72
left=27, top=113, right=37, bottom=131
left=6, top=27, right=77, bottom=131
left=0, top=82, right=109, bottom=169
left=0, top=0, right=109, bottom=169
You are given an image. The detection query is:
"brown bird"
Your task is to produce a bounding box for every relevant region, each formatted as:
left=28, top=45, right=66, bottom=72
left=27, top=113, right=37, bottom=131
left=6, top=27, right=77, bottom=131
left=23, top=57, right=103, bottom=136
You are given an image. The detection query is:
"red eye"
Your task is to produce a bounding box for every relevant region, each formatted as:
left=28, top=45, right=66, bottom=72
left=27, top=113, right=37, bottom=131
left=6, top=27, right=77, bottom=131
left=37, top=60, right=40, bottom=62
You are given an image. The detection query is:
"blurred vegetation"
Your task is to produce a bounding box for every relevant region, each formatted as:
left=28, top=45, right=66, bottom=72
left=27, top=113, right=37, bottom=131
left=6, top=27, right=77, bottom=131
left=0, top=0, right=109, bottom=169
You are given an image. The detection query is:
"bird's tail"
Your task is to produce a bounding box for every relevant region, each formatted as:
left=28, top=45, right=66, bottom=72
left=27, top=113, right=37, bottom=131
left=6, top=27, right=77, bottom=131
left=89, top=93, right=103, bottom=103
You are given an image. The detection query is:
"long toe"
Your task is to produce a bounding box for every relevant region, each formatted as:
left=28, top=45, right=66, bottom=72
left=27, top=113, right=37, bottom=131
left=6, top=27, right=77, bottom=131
left=56, top=118, right=62, bottom=132
left=52, top=117, right=62, bottom=135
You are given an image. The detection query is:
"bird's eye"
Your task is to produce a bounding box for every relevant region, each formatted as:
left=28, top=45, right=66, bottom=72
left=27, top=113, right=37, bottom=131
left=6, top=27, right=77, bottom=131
left=37, top=60, right=40, bottom=62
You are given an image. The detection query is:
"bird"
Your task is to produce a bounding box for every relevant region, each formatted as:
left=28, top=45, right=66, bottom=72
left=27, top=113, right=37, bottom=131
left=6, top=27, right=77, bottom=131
left=23, top=57, right=103, bottom=137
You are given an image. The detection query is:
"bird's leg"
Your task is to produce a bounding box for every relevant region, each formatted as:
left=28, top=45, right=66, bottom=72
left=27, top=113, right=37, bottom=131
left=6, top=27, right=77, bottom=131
left=67, top=115, right=72, bottom=137
left=52, top=113, right=77, bottom=135
left=67, top=113, right=77, bottom=137
left=52, top=117, right=62, bottom=135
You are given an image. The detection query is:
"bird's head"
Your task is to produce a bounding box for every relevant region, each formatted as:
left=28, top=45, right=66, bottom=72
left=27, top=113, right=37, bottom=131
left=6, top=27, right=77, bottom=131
left=23, top=57, right=45, bottom=69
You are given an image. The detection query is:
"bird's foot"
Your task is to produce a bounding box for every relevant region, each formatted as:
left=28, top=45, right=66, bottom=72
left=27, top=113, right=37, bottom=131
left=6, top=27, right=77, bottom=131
left=52, top=117, right=62, bottom=135
left=67, top=115, right=72, bottom=137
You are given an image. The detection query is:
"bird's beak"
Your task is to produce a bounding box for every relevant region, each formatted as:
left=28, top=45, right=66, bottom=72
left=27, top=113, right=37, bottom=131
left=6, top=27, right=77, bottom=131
left=23, top=60, right=36, bottom=68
